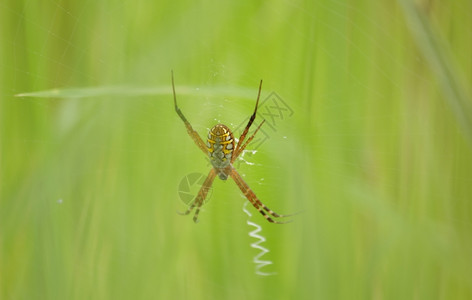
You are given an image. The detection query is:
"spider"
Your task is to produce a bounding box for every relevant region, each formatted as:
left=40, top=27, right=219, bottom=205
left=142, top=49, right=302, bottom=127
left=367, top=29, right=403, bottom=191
left=172, top=71, right=292, bottom=224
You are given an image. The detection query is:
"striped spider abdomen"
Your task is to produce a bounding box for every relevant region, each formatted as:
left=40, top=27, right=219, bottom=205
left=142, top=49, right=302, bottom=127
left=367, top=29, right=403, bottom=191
left=207, top=124, right=235, bottom=179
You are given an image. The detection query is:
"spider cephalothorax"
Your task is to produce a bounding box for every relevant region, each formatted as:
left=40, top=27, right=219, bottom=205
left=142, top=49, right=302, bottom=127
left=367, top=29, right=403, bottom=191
left=172, top=71, right=292, bottom=223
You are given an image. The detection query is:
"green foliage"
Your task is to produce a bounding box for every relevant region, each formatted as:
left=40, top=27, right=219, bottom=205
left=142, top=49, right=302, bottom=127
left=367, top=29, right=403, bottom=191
left=1, top=0, right=471, bottom=299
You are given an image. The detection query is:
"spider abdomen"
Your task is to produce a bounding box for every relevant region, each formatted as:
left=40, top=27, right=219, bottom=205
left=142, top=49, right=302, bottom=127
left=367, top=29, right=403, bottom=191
left=207, top=124, right=234, bottom=177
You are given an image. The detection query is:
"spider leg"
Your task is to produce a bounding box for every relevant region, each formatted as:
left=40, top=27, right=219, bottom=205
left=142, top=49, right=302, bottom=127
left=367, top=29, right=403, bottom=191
left=233, top=80, right=262, bottom=157
left=231, top=119, right=265, bottom=163
left=172, top=71, right=208, bottom=155
left=230, top=168, right=292, bottom=224
left=178, top=168, right=217, bottom=223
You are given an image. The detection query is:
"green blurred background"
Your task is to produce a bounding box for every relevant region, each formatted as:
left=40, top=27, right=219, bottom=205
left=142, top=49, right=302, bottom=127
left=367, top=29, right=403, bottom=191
left=1, top=0, right=472, bottom=299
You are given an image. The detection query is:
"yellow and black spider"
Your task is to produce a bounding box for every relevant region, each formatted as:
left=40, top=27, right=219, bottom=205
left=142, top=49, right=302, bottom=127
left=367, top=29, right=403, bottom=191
left=172, top=71, right=292, bottom=224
